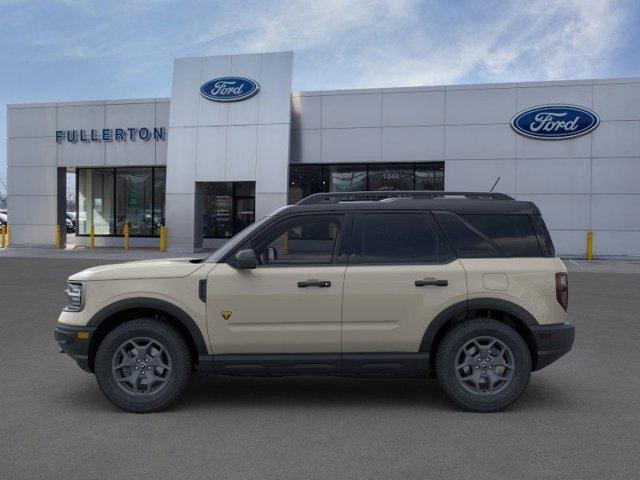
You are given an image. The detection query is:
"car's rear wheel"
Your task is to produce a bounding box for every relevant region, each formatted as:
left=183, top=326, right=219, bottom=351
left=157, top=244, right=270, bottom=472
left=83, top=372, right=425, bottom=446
left=435, top=318, right=531, bottom=412
left=95, top=318, right=191, bottom=413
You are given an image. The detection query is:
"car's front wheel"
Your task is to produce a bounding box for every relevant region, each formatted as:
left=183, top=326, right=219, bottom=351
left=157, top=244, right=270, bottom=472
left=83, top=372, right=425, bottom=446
left=95, top=318, right=192, bottom=413
left=435, top=318, right=531, bottom=412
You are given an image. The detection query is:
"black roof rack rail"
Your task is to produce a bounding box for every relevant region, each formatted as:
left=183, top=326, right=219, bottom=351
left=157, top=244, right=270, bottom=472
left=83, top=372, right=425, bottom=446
left=296, top=191, right=514, bottom=205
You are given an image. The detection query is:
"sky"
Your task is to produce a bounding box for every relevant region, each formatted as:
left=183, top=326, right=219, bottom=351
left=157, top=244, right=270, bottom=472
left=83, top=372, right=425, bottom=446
left=1, top=0, right=640, bottom=190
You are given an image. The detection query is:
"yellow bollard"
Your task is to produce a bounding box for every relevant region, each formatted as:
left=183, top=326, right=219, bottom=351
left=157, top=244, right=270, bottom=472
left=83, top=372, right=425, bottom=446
left=89, top=225, right=95, bottom=249
left=123, top=224, right=129, bottom=251
left=1, top=225, right=6, bottom=248
left=5, top=224, right=9, bottom=246
left=55, top=224, right=62, bottom=249
left=587, top=230, right=593, bottom=261
left=160, top=226, right=167, bottom=252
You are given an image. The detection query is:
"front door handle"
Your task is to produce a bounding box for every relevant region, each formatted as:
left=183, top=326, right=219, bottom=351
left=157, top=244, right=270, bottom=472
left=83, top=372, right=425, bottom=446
left=298, top=279, right=332, bottom=288
left=415, top=278, right=448, bottom=287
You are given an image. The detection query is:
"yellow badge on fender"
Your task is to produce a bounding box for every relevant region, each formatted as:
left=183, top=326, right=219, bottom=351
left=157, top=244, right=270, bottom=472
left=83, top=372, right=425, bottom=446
left=220, top=311, right=232, bottom=320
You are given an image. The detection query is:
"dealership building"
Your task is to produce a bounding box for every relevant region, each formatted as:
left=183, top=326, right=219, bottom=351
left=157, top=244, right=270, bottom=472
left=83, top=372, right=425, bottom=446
left=6, top=51, right=640, bottom=256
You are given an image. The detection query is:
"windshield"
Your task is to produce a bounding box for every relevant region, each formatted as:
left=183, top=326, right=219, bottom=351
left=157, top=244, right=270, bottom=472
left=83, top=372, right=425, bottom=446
left=207, top=215, right=273, bottom=263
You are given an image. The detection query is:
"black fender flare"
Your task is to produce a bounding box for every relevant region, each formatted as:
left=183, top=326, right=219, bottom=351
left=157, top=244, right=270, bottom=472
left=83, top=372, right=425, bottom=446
left=419, top=298, right=539, bottom=353
left=87, top=297, right=209, bottom=357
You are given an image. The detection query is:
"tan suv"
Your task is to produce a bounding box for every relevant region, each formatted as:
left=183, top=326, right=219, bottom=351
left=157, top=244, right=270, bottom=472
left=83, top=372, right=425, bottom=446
left=55, top=191, right=574, bottom=413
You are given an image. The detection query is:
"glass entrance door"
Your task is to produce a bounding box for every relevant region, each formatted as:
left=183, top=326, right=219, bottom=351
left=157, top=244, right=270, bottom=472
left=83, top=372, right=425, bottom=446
left=234, top=197, right=255, bottom=233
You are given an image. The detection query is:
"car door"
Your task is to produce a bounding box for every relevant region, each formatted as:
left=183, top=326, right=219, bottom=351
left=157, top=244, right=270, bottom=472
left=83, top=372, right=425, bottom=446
left=341, top=211, right=467, bottom=354
left=206, top=213, right=348, bottom=355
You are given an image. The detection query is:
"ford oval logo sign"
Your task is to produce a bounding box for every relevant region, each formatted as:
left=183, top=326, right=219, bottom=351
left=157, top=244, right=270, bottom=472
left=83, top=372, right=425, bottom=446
left=200, top=77, right=260, bottom=102
left=511, top=105, right=599, bottom=140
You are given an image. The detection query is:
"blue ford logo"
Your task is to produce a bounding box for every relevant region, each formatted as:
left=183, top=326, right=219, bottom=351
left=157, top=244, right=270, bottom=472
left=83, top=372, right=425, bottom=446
left=511, top=105, right=599, bottom=140
left=200, top=77, right=260, bottom=102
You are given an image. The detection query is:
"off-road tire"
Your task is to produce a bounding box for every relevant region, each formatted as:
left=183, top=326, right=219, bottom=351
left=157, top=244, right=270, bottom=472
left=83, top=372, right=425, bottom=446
left=95, top=318, right=192, bottom=413
left=435, top=318, right=531, bottom=412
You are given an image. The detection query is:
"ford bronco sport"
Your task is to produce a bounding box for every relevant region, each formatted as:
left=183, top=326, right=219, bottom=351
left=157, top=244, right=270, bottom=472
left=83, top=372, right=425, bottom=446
left=55, top=191, right=574, bottom=413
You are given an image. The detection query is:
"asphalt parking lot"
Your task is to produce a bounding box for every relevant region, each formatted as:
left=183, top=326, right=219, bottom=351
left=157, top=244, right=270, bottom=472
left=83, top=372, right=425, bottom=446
left=1, top=257, right=639, bottom=479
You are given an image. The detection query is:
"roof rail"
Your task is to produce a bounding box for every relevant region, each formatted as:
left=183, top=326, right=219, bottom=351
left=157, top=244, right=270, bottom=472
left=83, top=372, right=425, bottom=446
left=296, top=191, right=514, bottom=205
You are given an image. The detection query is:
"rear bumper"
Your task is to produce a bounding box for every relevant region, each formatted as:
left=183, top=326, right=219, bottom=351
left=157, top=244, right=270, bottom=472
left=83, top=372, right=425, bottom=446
left=54, top=324, right=96, bottom=373
left=531, top=322, right=575, bottom=371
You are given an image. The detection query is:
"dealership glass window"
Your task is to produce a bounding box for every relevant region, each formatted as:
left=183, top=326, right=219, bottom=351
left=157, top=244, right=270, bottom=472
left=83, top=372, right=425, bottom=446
left=115, top=169, right=153, bottom=236
left=76, top=167, right=165, bottom=237
left=288, top=162, right=445, bottom=203
left=78, top=169, right=115, bottom=235
left=201, top=182, right=255, bottom=239
left=415, top=163, right=445, bottom=191
left=289, top=164, right=324, bottom=204
left=368, top=164, right=414, bottom=190
left=323, top=164, right=367, bottom=192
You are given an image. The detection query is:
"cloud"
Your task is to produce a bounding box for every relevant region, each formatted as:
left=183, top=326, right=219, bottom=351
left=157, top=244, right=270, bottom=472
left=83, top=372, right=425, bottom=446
left=1, top=0, right=633, bottom=89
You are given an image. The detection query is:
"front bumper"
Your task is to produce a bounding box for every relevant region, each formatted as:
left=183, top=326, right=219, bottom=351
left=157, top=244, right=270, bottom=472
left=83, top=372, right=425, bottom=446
left=530, top=322, right=575, bottom=371
left=54, top=324, right=97, bottom=373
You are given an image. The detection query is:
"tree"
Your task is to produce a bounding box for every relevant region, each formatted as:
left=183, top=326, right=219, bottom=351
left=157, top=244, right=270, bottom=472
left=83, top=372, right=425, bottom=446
left=0, top=176, right=7, bottom=209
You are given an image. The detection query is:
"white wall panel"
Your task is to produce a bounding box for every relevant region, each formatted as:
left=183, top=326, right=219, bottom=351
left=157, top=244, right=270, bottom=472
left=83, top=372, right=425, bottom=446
left=517, top=194, right=590, bottom=230
left=7, top=106, right=57, bottom=138
left=165, top=128, right=196, bottom=194
left=57, top=141, right=105, bottom=167
left=198, top=55, right=231, bottom=126
left=516, top=85, right=592, bottom=110
left=446, top=88, right=516, bottom=125
left=8, top=137, right=57, bottom=167
left=592, top=121, right=640, bottom=157
left=292, top=95, right=321, bottom=130
left=516, top=134, right=591, bottom=159
left=381, top=126, right=444, bottom=161
left=591, top=195, right=640, bottom=230
left=255, top=192, right=288, bottom=219
left=258, top=52, right=294, bottom=125
left=592, top=231, right=640, bottom=256
left=549, top=230, right=586, bottom=257
left=322, top=94, right=381, bottom=129
left=517, top=158, right=590, bottom=194
left=592, top=157, right=640, bottom=193
left=445, top=124, right=515, bottom=159
left=256, top=124, right=289, bottom=193
left=593, top=82, right=640, bottom=121
left=225, top=125, right=257, bottom=180
left=8, top=166, right=58, bottom=196
left=322, top=128, right=381, bottom=163
left=290, top=129, right=321, bottom=163
left=195, top=126, right=226, bottom=181
left=169, top=57, right=202, bottom=127
left=58, top=104, right=105, bottom=132
left=381, top=91, right=444, bottom=126
left=227, top=54, right=261, bottom=126
left=445, top=159, right=515, bottom=194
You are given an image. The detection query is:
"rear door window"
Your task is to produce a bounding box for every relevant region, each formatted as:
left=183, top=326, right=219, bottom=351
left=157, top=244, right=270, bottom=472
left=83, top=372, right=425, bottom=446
left=351, top=212, right=454, bottom=264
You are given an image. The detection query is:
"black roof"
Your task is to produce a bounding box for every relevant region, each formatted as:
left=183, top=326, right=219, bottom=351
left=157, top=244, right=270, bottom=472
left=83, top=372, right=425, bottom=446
left=275, top=191, right=540, bottom=216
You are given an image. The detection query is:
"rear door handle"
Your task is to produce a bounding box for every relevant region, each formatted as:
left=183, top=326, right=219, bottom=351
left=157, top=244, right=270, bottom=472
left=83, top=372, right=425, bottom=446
left=415, top=278, right=448, bottom=287
left=298, top=279, right=332, bottom=288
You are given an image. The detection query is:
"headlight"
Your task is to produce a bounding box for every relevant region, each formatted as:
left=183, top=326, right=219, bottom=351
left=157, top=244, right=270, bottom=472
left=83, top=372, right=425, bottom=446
left=64, top=282, right=84, bottom=312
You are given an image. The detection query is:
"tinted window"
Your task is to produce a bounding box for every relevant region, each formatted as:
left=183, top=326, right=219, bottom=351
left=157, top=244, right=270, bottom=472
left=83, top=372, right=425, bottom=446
left=433, top=212, right=503, bottom=258
left=247, top=216, right=341, bottom=266
left=530, top=214, right=555, bottom=257
left=462, top=215, right=542, bottom=257
left=354, top=213, right=454, bottom=264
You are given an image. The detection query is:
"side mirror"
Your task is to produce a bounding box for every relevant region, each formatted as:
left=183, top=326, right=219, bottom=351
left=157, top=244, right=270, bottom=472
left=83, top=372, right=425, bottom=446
left=231, top=249, right=258, bottom=270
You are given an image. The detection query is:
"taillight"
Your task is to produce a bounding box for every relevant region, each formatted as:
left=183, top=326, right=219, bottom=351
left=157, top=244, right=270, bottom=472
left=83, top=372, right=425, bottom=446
left=555, top=272, right=568, bottom=311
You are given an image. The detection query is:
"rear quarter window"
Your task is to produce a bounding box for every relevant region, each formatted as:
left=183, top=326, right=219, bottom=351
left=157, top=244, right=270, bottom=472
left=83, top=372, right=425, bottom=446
left=434, top=212, right=543, bottom=258
left=461, top=214, right=542, bottom=257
